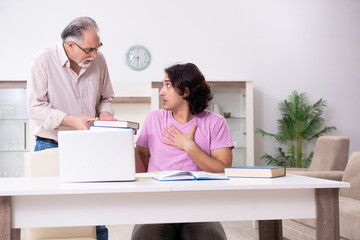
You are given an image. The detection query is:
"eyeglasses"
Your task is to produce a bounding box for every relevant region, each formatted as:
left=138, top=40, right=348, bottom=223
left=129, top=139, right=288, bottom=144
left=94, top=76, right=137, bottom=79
left=73, top=42, right=103, bottom=55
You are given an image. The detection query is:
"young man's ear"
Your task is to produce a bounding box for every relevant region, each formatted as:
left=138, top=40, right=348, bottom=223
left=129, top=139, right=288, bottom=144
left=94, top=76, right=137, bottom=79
left=183, top=88, right=190, bottom=98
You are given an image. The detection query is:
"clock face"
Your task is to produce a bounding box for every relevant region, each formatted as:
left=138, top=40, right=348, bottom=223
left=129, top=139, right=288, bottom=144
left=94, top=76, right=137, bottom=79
left=126, top=45, right=151, bottom=71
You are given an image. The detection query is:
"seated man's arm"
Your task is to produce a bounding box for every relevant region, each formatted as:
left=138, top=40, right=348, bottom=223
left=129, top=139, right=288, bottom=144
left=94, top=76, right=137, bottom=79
left=162, top=124, right=232, bottom=173
left=189, top=146, right=232, bottom=173
left=135, top=145, right=150, bottom=173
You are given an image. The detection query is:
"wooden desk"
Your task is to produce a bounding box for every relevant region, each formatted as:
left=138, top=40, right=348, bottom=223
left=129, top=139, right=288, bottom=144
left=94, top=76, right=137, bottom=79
left=0, top=174, right=349, bottom=240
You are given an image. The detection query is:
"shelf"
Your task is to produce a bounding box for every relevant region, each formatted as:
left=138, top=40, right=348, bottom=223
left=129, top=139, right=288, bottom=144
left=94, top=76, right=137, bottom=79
left=224, top=117, right=246, bottom=120
left=114, top=97, right=151, bottom=104
left=0, top=150, right=29, bottom=153
left=0, top=81, right=27, bottom=89
left=0, top=119, right=28, bottom=121
left=0, top=82, right=152, bottom=103
left=151, top=81, right=247, bottom=89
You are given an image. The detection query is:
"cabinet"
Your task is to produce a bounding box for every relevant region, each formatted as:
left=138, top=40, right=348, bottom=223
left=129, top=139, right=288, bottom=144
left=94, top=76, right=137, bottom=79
left=0, top=81, right=29, bottom=177
left=151, top=81, right=254, bottom=167
left=0, top=80, right=254, bottom=178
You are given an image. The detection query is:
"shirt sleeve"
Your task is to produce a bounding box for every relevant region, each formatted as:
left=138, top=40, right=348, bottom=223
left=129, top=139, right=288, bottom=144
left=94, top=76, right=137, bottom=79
left=210, top=116, right=234, bottom=150
left=96, top=56, right=114, bottom=116
left=27, top=55, right=67, bottom=130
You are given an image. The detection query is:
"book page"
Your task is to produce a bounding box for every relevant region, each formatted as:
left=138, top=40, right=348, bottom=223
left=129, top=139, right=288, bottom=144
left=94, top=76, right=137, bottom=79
left=192, top=171, right=229, bottom=180
left=152, top=171, right=229, bottom=181
left=153, top=171, right=195, bottom=181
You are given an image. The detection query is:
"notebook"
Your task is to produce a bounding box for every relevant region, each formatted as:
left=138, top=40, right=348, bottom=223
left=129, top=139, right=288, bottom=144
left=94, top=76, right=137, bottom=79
left=58, top=128, right=136, bottom=182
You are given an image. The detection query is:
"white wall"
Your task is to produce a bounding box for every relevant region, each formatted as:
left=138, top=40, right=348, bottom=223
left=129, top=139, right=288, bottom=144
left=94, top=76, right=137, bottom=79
left=1, top=0, right=359, bottom=164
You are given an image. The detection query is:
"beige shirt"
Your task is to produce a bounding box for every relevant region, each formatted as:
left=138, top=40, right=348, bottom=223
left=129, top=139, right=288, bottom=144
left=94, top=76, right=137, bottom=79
left=27, top=42, right=114, bottom=141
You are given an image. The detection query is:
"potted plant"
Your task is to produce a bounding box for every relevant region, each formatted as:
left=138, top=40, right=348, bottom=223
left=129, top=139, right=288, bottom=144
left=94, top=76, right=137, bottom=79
left=256, top=91, right=336, bottom=168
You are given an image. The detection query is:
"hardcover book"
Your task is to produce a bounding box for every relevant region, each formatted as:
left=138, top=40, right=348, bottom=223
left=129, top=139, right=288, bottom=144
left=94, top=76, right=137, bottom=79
left=224, top=166, right=286, bottom=178
left=152, top=171, right=229, bottom=181
left=93, top=120, right=140, bottom=130
left=90, top=126, right=137, bottom=135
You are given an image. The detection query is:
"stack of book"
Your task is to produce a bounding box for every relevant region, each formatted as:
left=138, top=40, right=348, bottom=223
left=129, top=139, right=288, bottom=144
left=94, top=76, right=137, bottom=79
left=90, top=120, right=140, bottom=134
left=224, top=166, right=286, bottom=178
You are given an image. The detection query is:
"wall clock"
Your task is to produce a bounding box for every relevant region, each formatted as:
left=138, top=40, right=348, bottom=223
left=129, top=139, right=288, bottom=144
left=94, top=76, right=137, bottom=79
left=126, top=45, right=151, bottom=71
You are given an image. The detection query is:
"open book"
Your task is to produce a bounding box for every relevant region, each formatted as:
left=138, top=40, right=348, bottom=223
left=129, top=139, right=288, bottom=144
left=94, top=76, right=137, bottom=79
left=152, top=171, right=229, bottom=181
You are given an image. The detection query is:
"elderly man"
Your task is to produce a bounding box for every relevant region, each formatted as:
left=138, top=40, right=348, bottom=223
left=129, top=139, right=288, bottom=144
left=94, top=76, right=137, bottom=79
left=27, top=16, right=115, bottom=240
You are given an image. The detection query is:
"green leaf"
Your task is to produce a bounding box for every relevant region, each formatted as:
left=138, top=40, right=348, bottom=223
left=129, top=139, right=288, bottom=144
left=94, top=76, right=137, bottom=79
left=257, top=91, right=336, bottom=168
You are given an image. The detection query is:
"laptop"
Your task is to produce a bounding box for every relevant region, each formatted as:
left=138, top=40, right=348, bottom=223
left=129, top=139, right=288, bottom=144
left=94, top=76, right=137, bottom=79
left=58, top=128, right=136, bottom=182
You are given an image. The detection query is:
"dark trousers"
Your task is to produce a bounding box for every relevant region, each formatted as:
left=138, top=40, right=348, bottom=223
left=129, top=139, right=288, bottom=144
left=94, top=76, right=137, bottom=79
left=131, top=222, right=227, bottom=240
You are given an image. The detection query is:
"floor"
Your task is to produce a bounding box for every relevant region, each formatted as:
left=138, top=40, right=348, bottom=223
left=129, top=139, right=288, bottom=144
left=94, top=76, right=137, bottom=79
left=107, top=221, right=259, bottom=240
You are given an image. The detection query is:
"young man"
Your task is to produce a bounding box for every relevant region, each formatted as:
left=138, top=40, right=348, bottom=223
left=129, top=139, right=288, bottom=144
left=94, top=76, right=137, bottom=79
left=133, top=63, right=234, bottom=240
left=27, top=16, right=115, bottom=240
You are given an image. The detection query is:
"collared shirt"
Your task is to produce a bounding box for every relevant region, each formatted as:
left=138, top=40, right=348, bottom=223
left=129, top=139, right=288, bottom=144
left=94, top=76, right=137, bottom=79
left=27, top=42, right=114, bottom=141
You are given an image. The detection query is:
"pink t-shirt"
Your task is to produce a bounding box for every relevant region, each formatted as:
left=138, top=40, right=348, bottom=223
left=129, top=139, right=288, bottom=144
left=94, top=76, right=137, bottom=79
left=136, top=110, right=234, bottom=172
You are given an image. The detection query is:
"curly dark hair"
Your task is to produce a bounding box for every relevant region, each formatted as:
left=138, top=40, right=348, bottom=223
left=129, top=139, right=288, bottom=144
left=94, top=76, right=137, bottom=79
left=165, top=63, right=213, bottom=115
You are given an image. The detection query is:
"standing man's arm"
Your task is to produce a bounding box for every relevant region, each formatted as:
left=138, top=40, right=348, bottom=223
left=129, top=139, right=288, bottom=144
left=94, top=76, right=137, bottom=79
left=27, top=57, right=74, bottom=131
left=99, top=111, right=116, bottom=121
left=28, top=53, right=109, bottom=131
left=61, top=115, right=97, bottom=130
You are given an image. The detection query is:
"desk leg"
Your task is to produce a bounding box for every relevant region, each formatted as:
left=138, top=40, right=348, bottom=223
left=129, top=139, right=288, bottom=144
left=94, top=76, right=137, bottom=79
left=0, top=196, right=11, bottom=240
left=315, top=188, right=340, bottom=240
left=258, top=220, right=282, bottom=240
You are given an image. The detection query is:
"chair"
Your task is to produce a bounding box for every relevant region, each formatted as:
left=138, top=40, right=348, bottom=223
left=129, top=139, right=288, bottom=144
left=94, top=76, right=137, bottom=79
left=286, top=136, right=350, bottom=181
left=24, top=148, right=97, bottom=240
left=283, top=152, right=360, bottom=240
